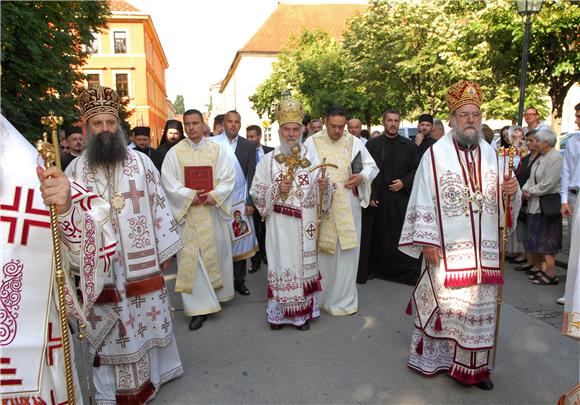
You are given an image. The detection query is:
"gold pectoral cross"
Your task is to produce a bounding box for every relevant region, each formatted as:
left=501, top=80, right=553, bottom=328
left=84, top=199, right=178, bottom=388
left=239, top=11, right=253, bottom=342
left=274, top=144, right=311, bottom=201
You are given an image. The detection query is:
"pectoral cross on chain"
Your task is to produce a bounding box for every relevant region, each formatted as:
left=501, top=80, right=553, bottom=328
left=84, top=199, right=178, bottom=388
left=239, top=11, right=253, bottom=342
left=274, top=145, right=311, bottom=201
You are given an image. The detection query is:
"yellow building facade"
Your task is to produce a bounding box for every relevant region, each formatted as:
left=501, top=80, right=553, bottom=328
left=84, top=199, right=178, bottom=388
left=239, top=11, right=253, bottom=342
left=81, top=1, right=169, bottom=146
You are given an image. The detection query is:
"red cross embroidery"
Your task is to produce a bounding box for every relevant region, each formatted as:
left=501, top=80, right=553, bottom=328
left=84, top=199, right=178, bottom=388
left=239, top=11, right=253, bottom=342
left=1, top=187, right=50, bottom=245
left=305, top=222, right=316, bottom=240
left=147, top=306, right=161, bottom=321
left=297, top=173, right=310, bottom=187
left=126, top=313, right=136, bottom=329
left=86, top=307, right=102, bottom=329
left=122, top=180, right=145, bottom=214
left=0, top=357, right=23, bottom=386
left=99, top=240, right=117, bottom=273
left=46, top=322, right=63, bottom=367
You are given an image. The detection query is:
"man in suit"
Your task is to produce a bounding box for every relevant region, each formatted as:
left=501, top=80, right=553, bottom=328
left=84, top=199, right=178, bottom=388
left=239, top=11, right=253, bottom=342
left=215, top=111, right=256, bottom=295
left=246, top=125, right=274, bottom=273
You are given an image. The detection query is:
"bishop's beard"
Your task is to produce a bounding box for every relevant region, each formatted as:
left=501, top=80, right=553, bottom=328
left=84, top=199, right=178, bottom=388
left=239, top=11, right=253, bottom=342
left=452, top=126, right=482, bottom=147
left=279, top=135, right=304, bottom=155
left=85, top=128, right=129, bottom=169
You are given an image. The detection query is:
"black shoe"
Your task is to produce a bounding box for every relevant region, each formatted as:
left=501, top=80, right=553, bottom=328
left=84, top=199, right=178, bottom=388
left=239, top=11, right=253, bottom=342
left=294, top=320, right=310, bottom=331
left=368, top=273, right=376, bottom=280
left=237, top=283, right=250, bottom=296
left=509, top=257, right=526, bottom=264
left=249, top=264, right=259, bottom=274
left=515, top=264, right=534, bottom=272
left=269, top=323, right=283, bottom=330
left=474, top=378, right=494, bottom=391
left=189, top=316, right=205, bottom=330
left=262, top=256, right=268, bottom=265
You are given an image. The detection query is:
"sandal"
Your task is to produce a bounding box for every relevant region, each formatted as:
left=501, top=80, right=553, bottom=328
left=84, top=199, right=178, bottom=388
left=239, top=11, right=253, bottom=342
left=532, top=274, right=559, bottom=285
left=528, top=270, right=545, bottom=280
left=525, top=267, right=540, bottom=275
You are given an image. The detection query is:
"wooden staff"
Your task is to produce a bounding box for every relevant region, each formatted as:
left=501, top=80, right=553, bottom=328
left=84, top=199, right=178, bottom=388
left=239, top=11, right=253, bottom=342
left=492, top=145, right=519, bottom=367
left=36, top=112, right=76, bottom=405
left=309, top=158, right=338, bottom=249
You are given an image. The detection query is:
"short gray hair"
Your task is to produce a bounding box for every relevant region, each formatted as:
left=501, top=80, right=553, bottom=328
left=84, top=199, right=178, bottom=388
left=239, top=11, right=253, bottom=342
left=535, top=128, right=557, bottom=147
left=432, top=119, right=444, bottom=132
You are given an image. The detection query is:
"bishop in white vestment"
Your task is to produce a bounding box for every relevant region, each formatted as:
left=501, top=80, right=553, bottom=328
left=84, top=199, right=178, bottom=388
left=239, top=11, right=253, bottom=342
left=399, top=81, right=521, bottom=390
left=161, top=109, right=236, bottom=331
left=304, top=110, right=378, bottom=316
left=1, top=115, right=114, bottom=404
left=250, top=94, right=332, bottom=330
left=65, top=87, right=184, bottom=404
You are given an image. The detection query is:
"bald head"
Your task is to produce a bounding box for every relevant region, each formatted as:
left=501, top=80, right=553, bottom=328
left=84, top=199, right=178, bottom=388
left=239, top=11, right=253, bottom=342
left=347, top=118, right=362, bottom=138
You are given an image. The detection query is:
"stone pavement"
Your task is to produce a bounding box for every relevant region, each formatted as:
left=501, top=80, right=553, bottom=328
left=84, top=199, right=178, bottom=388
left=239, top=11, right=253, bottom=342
left=75, top=217, right=579, bottom=404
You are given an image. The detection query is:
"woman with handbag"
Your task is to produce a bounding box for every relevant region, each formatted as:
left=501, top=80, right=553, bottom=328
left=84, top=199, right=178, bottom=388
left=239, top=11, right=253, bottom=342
left=522, top=129, right=563, bottom=285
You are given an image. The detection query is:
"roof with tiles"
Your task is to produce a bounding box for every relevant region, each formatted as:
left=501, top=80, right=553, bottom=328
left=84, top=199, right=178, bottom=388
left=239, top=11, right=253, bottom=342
left=240, top=3, right=367, bottom=53
left=109, top=0, right=141, bottom=13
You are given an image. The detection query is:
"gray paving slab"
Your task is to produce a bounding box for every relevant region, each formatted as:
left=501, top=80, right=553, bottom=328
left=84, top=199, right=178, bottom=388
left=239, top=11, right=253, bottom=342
left=147, top=259, right=578, bottom=405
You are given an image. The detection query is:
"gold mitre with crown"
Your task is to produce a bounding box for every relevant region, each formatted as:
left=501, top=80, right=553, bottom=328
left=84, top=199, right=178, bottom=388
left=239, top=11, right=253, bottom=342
left=79, top=86, right=120, bottom=121
left=274, top=90, right=305, bottom=126
left=446, top=80, right=482, bottom=113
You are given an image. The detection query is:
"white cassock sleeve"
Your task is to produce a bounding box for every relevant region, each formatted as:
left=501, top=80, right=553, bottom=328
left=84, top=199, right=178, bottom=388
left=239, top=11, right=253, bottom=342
left=161, top=144, right=235, bottom=224
left=398, top=150, right=442, bottom=259
left=353, top=138, right=379, bottom=208
left=58, top=181, right=116, bottom=321
left=250, top=154, right=278, bottom=218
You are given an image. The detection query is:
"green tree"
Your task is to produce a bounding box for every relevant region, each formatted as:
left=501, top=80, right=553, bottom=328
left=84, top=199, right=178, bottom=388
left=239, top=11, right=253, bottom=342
left=471, top=0, right=580, bottom=133
left=250, top=30, right=378, bottom=127
left=174, top=94, right=185, bottom=115
left=343, top=0, right=490, bottom=120
left=1, top=1, right=110, bottom=140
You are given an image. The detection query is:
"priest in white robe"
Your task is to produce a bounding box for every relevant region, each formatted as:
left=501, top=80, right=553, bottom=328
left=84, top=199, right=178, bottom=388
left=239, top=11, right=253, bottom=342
left=161, top=108, right=236, bottom=331
left=64, top=87, right=184, bottom=404
left=250, top=93, right=332, bottom=330
left=399, top=80, right=521, bottom=391
left=304, top=107, right=378, bottom=316
left=1, top=115, right=115, bottom=404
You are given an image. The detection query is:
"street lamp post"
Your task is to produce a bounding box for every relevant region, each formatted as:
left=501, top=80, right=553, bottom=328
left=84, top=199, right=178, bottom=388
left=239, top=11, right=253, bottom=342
left=515, top=0, right=543, bottom=126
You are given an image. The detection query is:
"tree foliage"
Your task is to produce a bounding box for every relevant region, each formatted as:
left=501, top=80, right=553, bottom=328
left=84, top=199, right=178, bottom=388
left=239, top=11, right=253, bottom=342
left=1, top=1, right=110, bottom=139
left=174, top=94, right=185, bottom=115
left=471, top=0, right=579, bottom=130
left=250, top=0, right=576, bottom=127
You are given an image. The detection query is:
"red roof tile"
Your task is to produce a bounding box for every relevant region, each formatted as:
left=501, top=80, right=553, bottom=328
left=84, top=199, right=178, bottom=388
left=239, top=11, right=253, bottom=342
left=241, top=3, right=367, bottom=53
left=110, top=0, right=140, bottom=12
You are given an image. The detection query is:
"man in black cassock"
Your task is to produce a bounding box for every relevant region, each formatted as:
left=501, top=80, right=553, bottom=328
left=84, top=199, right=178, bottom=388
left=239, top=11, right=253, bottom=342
left=357, top=108, right=420, bottom=285
left=132, top=126, right=164, bottom=172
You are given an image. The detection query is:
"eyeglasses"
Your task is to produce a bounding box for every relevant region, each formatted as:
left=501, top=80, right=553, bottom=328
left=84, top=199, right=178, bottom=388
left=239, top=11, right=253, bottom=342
left=455, top=111, right=482, bottom=119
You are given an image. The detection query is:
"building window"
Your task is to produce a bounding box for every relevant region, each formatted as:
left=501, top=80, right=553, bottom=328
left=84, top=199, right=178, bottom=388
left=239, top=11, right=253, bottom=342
left=87, top=33, right=99, bottom=53
left=113, top=31, right=127, bottom=54
left=116, top=73, right=129, bottom=98
left=86, top=73, right=101, bottom=89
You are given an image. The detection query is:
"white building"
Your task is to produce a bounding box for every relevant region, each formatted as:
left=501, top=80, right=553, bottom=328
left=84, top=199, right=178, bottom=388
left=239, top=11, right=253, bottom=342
left=211, top=3, right=367, bottom=146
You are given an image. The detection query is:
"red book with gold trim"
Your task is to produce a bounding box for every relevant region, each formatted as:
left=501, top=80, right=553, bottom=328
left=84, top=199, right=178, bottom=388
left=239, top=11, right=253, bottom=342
left=184, top=166, right=213, bottom=203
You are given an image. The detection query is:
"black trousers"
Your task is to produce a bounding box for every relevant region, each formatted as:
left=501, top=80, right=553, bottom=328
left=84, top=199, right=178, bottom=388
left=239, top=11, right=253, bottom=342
left=251, top=211, right=267, bottom=266
left=233, top=260, right=247, bottom=286
left=357, top=206, right=375, bottom=283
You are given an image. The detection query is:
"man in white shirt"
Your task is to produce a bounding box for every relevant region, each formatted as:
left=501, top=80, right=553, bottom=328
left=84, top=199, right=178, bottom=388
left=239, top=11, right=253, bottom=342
left=558, top=103, right=580, bottom=331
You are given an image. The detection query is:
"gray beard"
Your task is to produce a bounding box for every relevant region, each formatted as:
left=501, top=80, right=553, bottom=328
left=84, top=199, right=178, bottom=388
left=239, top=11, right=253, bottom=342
left=85, top=128, right=128, bottom=169
left=279, top=134, right=303, bottom=155
left=452, top=127, right=482, bottom=147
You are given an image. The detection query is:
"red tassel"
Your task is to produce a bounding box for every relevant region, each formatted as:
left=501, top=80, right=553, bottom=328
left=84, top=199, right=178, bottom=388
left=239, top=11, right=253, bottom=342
left=93, top=353, right=101, bottom=367
left=415, top=335, right=424, bottom=355
left=118, top=321, right=127, bottom=337
left=506, top=205, right=513, bottom=228
left=434, top=311, right=442, bottom=332
left=267, top=285, right=273, bottom=299
left=406, top=298, right=413, bottom=315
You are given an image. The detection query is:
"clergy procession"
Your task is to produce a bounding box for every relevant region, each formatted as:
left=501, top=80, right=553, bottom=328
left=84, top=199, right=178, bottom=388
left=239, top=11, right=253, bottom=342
left=2, top=74, right=578, bottom=404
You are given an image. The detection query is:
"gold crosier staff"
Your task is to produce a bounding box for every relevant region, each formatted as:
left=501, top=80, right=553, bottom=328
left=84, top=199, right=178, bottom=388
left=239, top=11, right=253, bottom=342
left=36, top=112, right=76, bottom=405
left=492, top=145, right=519, bottom=367
left=309, top=158, right=338, bottom=249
